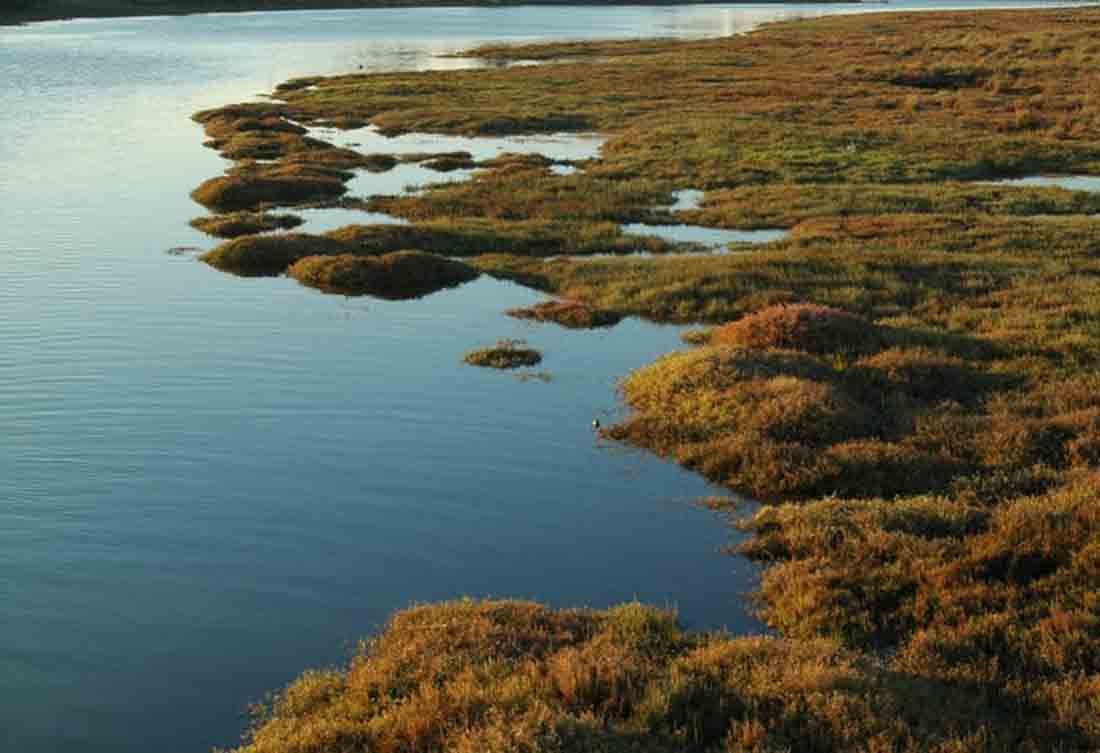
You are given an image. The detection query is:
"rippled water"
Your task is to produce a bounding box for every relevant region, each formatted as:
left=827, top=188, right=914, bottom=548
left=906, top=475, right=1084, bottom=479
left=0, top=3, right=1087, bottom=751
left=983, top=175, right=1100, bottom=192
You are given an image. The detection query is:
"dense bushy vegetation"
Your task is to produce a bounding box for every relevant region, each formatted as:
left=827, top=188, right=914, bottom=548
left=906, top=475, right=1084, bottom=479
left=222, top=599, right=1084, bottom=753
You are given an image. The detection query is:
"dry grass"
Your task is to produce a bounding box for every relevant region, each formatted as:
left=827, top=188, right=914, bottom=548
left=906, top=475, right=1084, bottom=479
left=222, top=598, right=1079, bottom=753
left=201, top=233, right=349, bottom=275
left=191, top=171, right=347, bottom=212
left=710, top=303, right=880, bottom=355
left=190, top=212, right=303, bottom=239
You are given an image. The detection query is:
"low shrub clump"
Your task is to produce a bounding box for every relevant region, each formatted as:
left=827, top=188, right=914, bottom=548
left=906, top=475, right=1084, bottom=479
left=506, top=299, right=622, bottom=329
left=224, top=598, right=1063, bottom=753
left=190, top=172, right=347, bottom=212
left=287, top=250, right=478, bottom=298
left=201, top=233, right=349, bottom=276
left=710, top=303, right=879, bottom=355
left=464, top=339, right=542, bottom=369
left=190, top=212, right=303, bottom=239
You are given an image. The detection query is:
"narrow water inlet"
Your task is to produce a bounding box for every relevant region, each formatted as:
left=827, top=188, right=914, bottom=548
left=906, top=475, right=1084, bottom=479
left=308, top=123, right=606, bottom=162
left=622, top=223, right=789, bottom=249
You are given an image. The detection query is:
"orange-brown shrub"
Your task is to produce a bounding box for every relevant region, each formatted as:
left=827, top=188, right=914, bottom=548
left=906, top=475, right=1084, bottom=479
left=712, top=303, right=880, bottom=355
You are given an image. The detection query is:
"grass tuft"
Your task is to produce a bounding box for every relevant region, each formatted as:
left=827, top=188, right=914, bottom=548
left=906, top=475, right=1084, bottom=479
left=464, top=339, right=542, bottom=369
left=506, top=299, right=622, bottom=329
left=190, top=212, right=304, bottom=239
left=287, top=250, right=478, bottom=298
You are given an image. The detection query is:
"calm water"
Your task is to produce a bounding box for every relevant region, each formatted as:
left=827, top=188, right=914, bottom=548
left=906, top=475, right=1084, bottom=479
left=0, top=3, right=1086, bottom=751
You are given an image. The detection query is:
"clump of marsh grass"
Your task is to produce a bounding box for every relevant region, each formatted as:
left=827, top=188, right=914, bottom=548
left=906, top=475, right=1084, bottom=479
left=223, top=598, right=1058, bottom=753
left=463, top=339, right=542, bottom=369
left=711, top=303, right=880, bottom=356
left=288, top=250, right=478, bottom=299
left=505, top=299, right=621, bottom=329
left=201, top=233, right=348, bottom=276
left=190, top=212, right=303, bottom=239
left=191, top=171, right=347, bottom=212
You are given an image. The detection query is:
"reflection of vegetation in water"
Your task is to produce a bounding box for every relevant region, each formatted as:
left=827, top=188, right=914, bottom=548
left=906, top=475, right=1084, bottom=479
left=191, top=9, right=1100, bottom=750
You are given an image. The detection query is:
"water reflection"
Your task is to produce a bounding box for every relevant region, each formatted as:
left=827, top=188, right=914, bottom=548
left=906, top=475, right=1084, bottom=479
left=623, top=222, right=788, bottom=249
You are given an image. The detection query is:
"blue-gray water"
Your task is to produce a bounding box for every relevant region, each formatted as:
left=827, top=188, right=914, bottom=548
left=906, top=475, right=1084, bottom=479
left=0, top=3, right=1087, bottom=751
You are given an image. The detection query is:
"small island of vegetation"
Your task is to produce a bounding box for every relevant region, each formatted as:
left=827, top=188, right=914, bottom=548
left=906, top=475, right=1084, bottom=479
left=463, top=339, right=543, bottom=369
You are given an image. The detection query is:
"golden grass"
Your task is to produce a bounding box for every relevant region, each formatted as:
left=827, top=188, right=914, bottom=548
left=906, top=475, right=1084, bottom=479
left=505, top=299, right=622, bottom=329
left=710, top=303, right=879, bottom=355
left=223, top=598, right=1080, bottom=753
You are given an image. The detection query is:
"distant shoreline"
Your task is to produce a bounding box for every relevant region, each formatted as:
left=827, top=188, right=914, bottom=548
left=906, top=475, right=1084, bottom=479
left=1, top=0, right=857, bottom=27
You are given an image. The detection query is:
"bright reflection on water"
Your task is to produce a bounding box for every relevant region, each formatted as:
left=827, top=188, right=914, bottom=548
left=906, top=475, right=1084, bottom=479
left=314, top=122, right=606, bottom=162
left=0, top=3, right=1087, bottom=752
left=294, top=206, right=408, bottom=233
left=624, top=222, right=789, bottom=248
left=982, top=175, right=1100, bottom=192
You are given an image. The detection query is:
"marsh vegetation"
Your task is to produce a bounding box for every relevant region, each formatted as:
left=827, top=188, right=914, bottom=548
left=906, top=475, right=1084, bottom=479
left=190, top=8, right=1100, bottom=750
left=463, top=339, right=543, bottom=369
left=288, top=250, right=478, bottom=298
left=224, top=598, right=1070, bottom=753
left=506, top=299, right=622, bottom=329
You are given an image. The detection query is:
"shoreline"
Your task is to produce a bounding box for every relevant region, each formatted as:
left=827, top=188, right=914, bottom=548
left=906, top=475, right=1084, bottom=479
left=0, top=0, right=856, bottom=27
